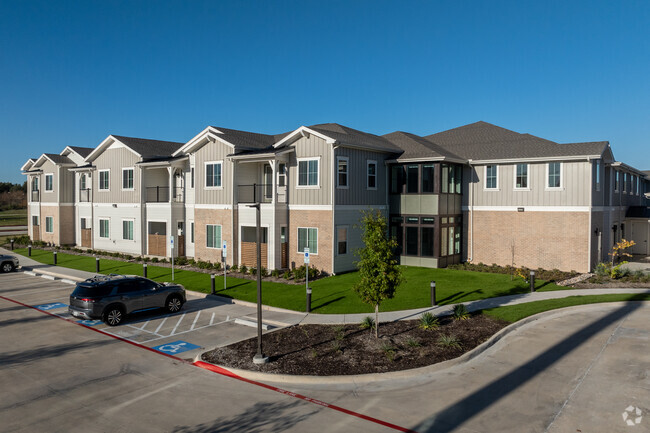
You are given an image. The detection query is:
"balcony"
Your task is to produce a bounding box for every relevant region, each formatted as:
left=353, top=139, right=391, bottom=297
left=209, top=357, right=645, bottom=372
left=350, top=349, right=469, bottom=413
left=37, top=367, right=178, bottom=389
left=146, top=186, right=184, bottom=203
left=79, top=188, right=91, bottom=202
left=31, top=190, right=40, bottom=202
left=238, top=184, right=273, bottom=204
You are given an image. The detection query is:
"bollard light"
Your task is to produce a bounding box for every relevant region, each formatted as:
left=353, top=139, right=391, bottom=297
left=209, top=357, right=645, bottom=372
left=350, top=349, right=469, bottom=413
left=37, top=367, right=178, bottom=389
left=530, top=270, right=536, bottom=292
left=431, top=280, right=437, bottom=306
left=10, top=239, right=14, bottom=250
left=95, top=257, right=100, bottom=273
left=53, top=251, right=57, bottom=265
left=143, top=263, right=148, bottom=278
left=28, top=244, right=32, bottom=256
left=211, top=273, right=215, bottom=295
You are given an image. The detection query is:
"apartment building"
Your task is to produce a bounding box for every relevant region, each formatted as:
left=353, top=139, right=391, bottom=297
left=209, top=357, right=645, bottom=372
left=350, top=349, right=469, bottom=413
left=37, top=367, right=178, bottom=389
left=22, top=122, right=650, bottom=274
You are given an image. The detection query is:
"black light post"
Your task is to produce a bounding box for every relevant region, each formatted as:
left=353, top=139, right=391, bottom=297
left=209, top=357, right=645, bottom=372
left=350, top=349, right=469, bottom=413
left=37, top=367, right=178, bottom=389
left=252, top=194, right=268, bottom=364
left=530, top=270, right=536, bottom=292
left=211, top=273, right=215, bottom=295
left=53, top=251, right=57, bottom=265
left=10, top=239, right=14, bottom=250
left=95, top=257, right=100, bottom=273
left=28, top=244, right=32, bottom=256
left=143, top=263, right=148, bottom=278
left=431, top=280, right=437, bottom=306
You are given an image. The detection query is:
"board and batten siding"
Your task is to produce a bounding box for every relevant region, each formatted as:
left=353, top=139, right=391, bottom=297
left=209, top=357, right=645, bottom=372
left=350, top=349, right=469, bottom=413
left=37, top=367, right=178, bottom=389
left=92, top=147, right=141, bottom=204
left=193, top=142, right=233, bottom=205
left=287, top=135, right=332, bottom=206
left=60, top=166, right=75, bottom=203
left=39, top=160, right=58, bottom=204
left=334, top=147, right=388, bottom=206
left=469, top=161, right=592, bottom=207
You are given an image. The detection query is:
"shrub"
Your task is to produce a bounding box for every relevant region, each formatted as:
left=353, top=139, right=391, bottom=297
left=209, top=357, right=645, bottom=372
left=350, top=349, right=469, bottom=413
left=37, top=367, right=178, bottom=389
left=260, top=267, right=268, bottom=277
left=406, top=338, right=421, bottom=348
left=380, top=343, right=396, bottom=361
left=595, top=262, right=610, bottom=277
left=151, top=257, right=159, bottom=263
left=438, top=334, right=462, bottom=349
left=250, top=267, right=257, bottom=275
left=452, top=304, right=470, bottom=320
left=230, top=264, right=239, bottom=273
left=214, top=261, right=221, bottom=270
left=271, top=269, right=280, bottom=278
left=283, top=271, right=292, bottom=279
left=293, top=265, right=306, bottom=280
left=359, top=316, right=376, bottom=330
left=240, top=265, right=248, bottom=275
left=419, top=312, right=440, bottom=330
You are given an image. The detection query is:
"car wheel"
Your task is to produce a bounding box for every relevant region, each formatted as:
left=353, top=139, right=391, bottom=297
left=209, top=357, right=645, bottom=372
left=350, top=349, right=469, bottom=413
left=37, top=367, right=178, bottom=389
left=166, top=295, right=183, bottom=313
left=103, top=306, right=124, bottom=326
left=1, top=262, right=14, bottom=273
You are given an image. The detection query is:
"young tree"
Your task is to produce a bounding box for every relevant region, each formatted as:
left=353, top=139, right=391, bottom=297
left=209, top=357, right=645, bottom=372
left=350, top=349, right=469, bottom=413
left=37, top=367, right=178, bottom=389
left=353, top=210, right=402, bottom=338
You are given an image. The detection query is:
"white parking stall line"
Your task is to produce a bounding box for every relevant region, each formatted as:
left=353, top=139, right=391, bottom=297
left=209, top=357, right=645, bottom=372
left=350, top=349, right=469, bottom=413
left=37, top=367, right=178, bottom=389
left=138, top=318, right=235, bottom=344
left=190, top=311, right=201, bottom=330
left=134, top=320, right=150, bottom=331
left=154, top=317, right=168, bottom=334
left=169, top=313, right=186, bottom=336
left=210, top=312, right=215, bottom=326
left=9, top=286, right=74, bottom=297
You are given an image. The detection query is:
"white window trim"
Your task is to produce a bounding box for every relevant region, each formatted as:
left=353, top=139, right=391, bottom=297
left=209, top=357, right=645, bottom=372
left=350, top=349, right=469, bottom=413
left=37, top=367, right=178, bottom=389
left=121, top=167, right=135, bottom=191
left=336, top=156, right=349, bottom=189
left=99, top=218, right=110, bottom=238
left=45, top=216, right=54, bottom=233
left=545, top=162, right=564, bottom=190
left=44, top=173, right=54, bottom=192
left=121, top=218, right=135, bottom=241
left=297, top=226, right=318, bottom=255
left=513, top=163, right=530, bottom=191
left=296, top=157, right=321, bottom=189
left=204, top=161, right=223, bottom=190
left=336, top=225, right=348, bottom=256
left=98, top=169, right=110, bottom=191
left=484, top=165, right=499, bottom=191
left=206, top=224, right=223, bottom=249
left=366, top=160, right=378, bottom=190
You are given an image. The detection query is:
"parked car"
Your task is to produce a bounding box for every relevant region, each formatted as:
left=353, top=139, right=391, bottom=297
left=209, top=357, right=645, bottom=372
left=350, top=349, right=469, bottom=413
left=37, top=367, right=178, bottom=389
left=0, top=254, right=19, bottom=273
left=69, top=274, right=186, bottom=326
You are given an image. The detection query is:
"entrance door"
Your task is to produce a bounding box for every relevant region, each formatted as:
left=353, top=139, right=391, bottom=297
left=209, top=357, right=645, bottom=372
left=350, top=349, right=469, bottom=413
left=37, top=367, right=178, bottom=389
left=177, top=221, right=185, bottom=257
left=630, top=221, right=649, bottom=255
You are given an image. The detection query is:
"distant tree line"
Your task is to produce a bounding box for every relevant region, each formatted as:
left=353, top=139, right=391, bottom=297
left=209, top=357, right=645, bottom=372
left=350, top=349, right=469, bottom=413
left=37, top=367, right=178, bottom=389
left=0, top=182, right=27, bottom=193
left=0, top=182, right=26, bottom=210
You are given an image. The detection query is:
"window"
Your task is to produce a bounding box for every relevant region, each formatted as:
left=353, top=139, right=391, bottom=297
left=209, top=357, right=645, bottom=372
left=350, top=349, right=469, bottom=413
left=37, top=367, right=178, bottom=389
left=406, top=165, right=419, bottom=193
left=623, top=173, right=628, bottom=193
left=99, top=219, right=109, bottom=238
left=206, top=224, right=222, bottom=248
left=390, top=166, right=403, bottom=194
left=45, top=174, right=53, bottom=192
left=297, top=227, right=318, bottom=254
left=32, top=215, right=39, bottom=226
left=122, top=220, right=134, bottom=240
left=421, top=227, right=434, bottom=257
left=80, top=174, right=87, bottom=190
left=515, top=164, right=528, bottom=189
left=337, top=157, right=348, bottom=188
left=614, top=171, right=620, bottom=191
left=442, top=164, right=449, bottom=193
left=45, top=216, right=53, bottom=233
left=190, top=222, right=194, bottom=243
left=337, top=226, right=347, bottom=255
left=421, top=164, right=434, bottom=193
left=454, top=165, right=462, bottom=194
left=636, top=176, right=640, bottom=195
left=595, top=161, right=601, bottom=191
left=547, top=162, right=562, bottom=188
left=99, top=170, right=110, bottom=190
left=485, top=165, right=498, bottom=189
left=32, top=177, right=39, bottom=191
left=205, top=162, right=222, bottom=188
left=190, top=167, right=195, bottom=189
left=367, top=161, right=377, bottom=189
left=298, top=159, right=319, bottom=187
left=80, top=218, right=88, bottom=229
left=405, top=226, right=418, bottom=255
left=122, top=168, right=134, bottom=190
left=278, top=163, right=286, bottom=187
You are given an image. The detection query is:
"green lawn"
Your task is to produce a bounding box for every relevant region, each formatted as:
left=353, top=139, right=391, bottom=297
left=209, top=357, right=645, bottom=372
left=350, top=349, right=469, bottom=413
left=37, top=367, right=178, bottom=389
left=16, top=248, right=569, bottom=314
left=483, top=293, right=650, bottom=323
left=0, top=208, right=27, bottom=226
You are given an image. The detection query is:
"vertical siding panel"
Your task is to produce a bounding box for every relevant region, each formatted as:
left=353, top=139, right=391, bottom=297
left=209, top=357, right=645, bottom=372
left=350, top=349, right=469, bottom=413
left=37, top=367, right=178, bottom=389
left=194, top=143, right=232, bottom=205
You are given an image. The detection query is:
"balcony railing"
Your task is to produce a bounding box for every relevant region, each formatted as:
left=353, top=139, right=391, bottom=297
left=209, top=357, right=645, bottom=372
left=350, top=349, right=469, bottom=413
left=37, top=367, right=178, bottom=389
left=238, top=184, right=273, bottom=204
left=31, top=190, right=40, bottom=202
left=79, top=188, right=91, bottom=202
left=146, top=186, right=184, bottom=203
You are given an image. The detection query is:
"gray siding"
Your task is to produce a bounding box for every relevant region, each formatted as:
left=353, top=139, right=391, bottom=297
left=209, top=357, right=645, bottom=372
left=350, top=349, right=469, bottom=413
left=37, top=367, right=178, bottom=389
left=93, top=147, right=141, bottom=203
left=40, top=160, right=58, bottom=204
left=287, top=135, right=332, bottom=206
left=60, top=165, right=74, bottom=203
left=194, top=142, right=233, bottom=205
left=334, top=147, right=388, bottom=206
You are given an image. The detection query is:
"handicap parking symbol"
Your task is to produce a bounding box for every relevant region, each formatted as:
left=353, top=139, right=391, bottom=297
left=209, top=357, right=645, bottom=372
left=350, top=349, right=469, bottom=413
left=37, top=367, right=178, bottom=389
left=77, top=320, right=102, bottom=326
left=34, top=302, right=67, bottom=311
left=152, top=340, right=201, bottom=355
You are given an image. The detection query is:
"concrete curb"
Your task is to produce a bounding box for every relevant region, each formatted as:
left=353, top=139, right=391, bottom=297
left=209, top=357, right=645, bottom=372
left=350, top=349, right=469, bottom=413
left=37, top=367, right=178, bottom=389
left=195, top=301, right=650, bottom=388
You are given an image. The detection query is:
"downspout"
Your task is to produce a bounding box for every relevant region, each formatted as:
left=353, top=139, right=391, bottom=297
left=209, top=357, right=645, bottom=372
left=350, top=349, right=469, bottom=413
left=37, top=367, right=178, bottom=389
left=331, top=144, right=338, bottom=274
left=231, top=157, right=236, bottom=267
left=587, top=159, right=593, bottom=271
left=469, top=161, right=474, bottom=262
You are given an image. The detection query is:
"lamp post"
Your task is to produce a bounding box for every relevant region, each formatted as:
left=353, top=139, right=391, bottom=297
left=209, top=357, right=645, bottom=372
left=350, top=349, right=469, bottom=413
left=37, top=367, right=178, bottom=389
left=249, top=184, right=268, bottom=365
left=431, top=280, right=437, bottom=306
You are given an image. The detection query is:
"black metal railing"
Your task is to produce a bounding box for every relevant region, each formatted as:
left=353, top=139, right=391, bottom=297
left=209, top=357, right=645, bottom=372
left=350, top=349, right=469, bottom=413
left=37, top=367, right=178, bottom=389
left=238, top=184, right=273, bottom=204
left=146, top=186, right=184, bottom=203
left=31, top=190, right=40, bottom=202
left=79, top=188, right=91, bottom=202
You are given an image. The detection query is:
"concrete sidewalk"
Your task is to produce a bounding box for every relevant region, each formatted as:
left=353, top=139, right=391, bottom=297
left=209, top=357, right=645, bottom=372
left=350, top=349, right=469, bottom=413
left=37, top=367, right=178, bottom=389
left=4, top=246, right=650, bottom=326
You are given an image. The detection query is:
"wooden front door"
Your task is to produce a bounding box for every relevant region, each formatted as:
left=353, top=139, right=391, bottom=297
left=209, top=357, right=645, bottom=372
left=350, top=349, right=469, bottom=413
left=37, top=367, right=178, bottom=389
left=32, top=225, right=40, bottom=241
left=178, top=235, right=185, bottom=257
left=81, top=229, right=92, bottom=248
left=148, top=221, right=167, bottom=256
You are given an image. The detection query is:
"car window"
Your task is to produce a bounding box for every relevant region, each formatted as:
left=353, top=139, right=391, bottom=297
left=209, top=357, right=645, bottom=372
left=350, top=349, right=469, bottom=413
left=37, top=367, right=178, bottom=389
left=137, top=279, right=159, bottom=291
left=116, top=281, right=141, bottom=294
left=74, top=284, right=113, bottom=297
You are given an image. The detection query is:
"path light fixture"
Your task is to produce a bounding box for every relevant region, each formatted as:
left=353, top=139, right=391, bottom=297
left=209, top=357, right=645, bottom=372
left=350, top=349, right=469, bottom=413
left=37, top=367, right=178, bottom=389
left=530, top=270, right=536, bottom=292
left=28, top=244, right=32, bottom=256
left=431, top=280, right=437, bottom=306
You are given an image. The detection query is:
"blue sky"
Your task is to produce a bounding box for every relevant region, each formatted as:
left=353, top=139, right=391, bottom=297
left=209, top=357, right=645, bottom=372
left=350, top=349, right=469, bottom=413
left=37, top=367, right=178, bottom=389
left=1, top=0, right=648, bottom=184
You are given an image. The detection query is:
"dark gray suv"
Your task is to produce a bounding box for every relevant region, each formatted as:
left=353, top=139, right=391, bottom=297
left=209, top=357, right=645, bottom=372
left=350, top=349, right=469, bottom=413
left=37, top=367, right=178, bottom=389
left=69, top=275, right=186, bottom=326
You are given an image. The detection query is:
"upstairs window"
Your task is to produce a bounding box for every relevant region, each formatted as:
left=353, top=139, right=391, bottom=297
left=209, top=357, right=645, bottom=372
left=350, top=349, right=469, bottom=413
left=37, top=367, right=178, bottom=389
left=595, top=160, right=601, bottom=191
left=547, top=162, right=562, bottom=188
left=206, top=162, right=222, bottom=188
left=614, top=170, right=620, bottom=192
left=367, top=161, right=377, bottom=189
left=485, top=165, right=498, bottom=189
left=32, top=177, right=39, bottom=191
left=623, top=173, right=628, bottom=193
left=406, top=165, right=419, bottom=193
left=45, top=174, right=53, bottom=192
left=99, top=170, right=110, bottom=190
left=277, top=163, right=286, bottom=187
left=421, top=164, right=434, bottom=193
left=515, top=164, right=528, bottom=189
left=80, top=174, right=87, bottom=190
left=337, top=157, right=348, bottom=188
left=122, top=168, right=134, bottom=190
left=298, top=158, right=319, bottom=187
left=390, top=165, right=403, bottom=194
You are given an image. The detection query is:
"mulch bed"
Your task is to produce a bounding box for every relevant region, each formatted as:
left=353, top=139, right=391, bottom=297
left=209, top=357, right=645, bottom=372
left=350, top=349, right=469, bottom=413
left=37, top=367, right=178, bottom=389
left=201, top=314, right=508, bottom=376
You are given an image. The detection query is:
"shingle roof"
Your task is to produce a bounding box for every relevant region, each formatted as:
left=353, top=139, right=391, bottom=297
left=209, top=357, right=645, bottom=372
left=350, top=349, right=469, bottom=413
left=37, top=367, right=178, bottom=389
left=111, top=136, right=185, bottom=159
left=425, top=121, right=609, bottom=161
left=308, top=123, right=402, bottom=153
left=209, top=126, right=281, bottom=150
left=44, top=153, right=74, bottom=165
left=382, top=131, right=463, bottom=161
left=68, top=146, right=94, bottom=158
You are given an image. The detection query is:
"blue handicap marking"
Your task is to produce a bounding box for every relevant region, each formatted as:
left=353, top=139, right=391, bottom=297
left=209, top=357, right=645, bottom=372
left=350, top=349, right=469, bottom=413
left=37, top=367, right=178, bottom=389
left=34, top=302, right=67, bottom=311
left=152, top=340, right=201, bottom=355
left=77, top=320, right=102, bottom=326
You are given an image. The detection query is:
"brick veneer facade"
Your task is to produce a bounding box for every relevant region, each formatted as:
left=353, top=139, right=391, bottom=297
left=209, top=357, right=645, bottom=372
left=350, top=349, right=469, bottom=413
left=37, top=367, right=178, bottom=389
left=468, top=210, right=591, bottom=272
left=194, top=208, right=234, bottom=266
left=288, top=210, right=333, bottom=274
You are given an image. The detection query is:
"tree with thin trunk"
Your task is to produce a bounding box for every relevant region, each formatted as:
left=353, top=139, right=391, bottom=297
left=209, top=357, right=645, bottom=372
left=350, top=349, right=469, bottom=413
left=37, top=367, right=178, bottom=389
left=353, top=210, right=402, bottom=338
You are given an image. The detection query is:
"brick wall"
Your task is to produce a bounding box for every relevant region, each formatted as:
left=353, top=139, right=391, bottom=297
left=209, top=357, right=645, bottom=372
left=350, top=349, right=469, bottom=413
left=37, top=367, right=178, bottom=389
left=288, top=210, right=333, bottom=273
left=469, top=210, right=591, bottom=272
left=40, top=205, right=58, bottom=245
left=194, top=208, right=233, bottom=266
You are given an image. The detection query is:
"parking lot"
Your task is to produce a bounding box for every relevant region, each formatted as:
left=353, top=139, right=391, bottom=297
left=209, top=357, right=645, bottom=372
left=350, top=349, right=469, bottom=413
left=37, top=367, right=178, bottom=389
left=0, top=271, right=304, bottom=360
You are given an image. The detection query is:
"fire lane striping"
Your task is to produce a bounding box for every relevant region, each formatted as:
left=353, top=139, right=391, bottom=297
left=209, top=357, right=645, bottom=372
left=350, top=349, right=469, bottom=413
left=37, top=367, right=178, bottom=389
left=0, top=292, right=416, bottom=433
